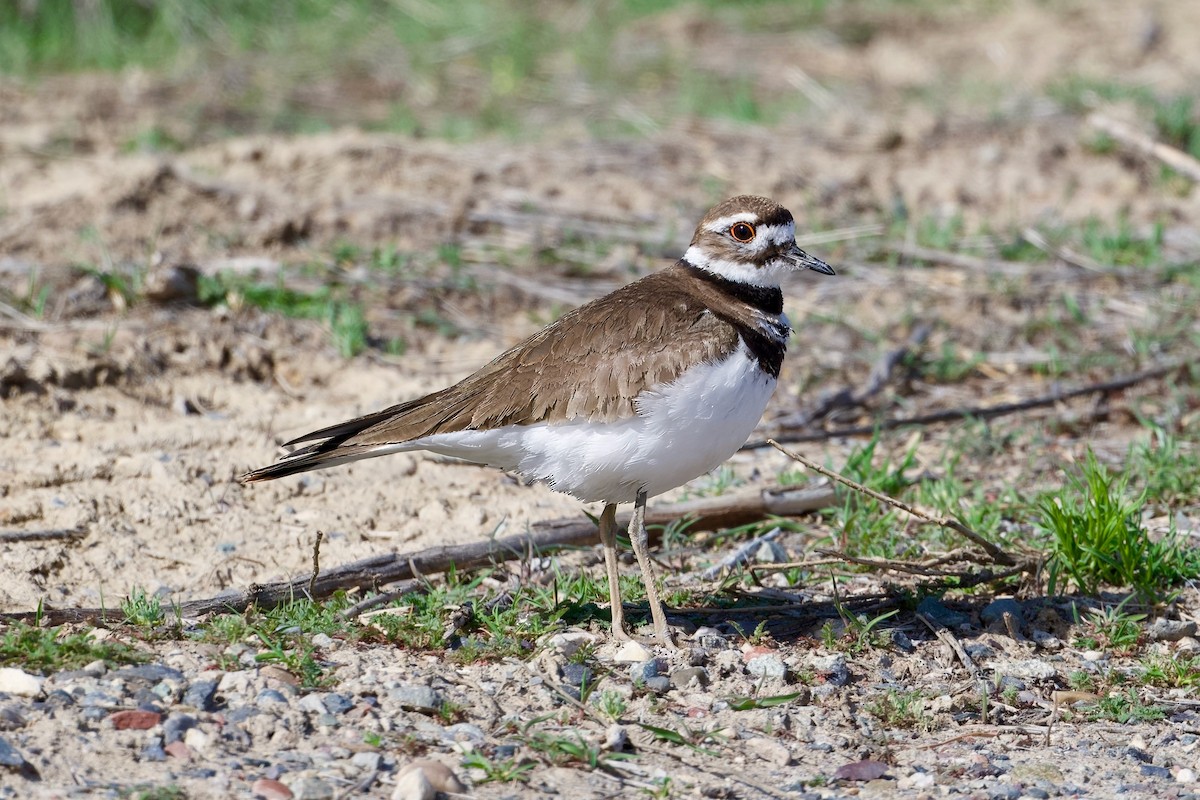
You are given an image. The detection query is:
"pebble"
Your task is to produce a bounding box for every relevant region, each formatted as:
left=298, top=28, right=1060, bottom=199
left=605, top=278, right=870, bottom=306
left=746, top=651, right=788, bottom=681
left=0, top=668, right=44, bottom=697
left=109, top=709, right=161, bottom=730
left=981, top=597, right=1023, bottom=625
left=692, top=627, right=730, bottom=650
left=396, top=759, right=467, bottom=796
left=890, top=630, right=916, bottom=653
left=389, top=684, right=442, bottom=714
left=561, top=663, right=594, bottom=688
left=298, top=694, right=328, bottom=715
left=184, top=679, right=220, bottom=711
left=1149, top=619, right=1198, bottom=642
left=257, top=689, right=289, bottom=708
left=351, top=751, right=382, bottom=772
left=252, top=778, right=295, bottom=800
left=392, top=768, right=434, bottom=800
left=546, top=630, right=600, bottom=658
left=1179, top=768, right=1198, bottom=784
left=289, top=776, right=334, bottom=800
left=670, top=666, right=710, bottom=689
left=162, top=712, right=197, bottom=744
left=745, top=737, right=791, bottom=767
left=0, top=735, right=28, bottom=769
left=644, top=676, right=671, bottom=694
left=1142, top=765, right=1172, bottom=780
left=613, top=640, right=655, bottom=663
left=810, top=654, right=849, bottom=686
left=989, top=659, right=1057, bottom=681
left=114, top=664, right=186, bottom=684
left=629, top=658, right=662, bottom=684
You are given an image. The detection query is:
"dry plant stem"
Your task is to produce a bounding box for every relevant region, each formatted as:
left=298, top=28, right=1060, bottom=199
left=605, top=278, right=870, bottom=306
left=767, top=439, right=1016, bottom=566
left=1089, top=112, right=1200, bottom=182
left=749, top=362, right=1181, bottom=448
left=917, top=612, right=980, bottom=677
left=306, top=530, right=324, bottom=600
left=0, top=528, right=86, bottom=543
left=4, top=484, right=836, bottom=626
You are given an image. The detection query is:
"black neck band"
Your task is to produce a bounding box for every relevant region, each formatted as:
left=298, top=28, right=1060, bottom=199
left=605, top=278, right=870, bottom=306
left=683, top=262, right=784, bottom=315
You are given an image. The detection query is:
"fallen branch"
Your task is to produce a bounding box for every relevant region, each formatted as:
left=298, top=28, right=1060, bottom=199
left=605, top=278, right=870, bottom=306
left=0, top=528, right=87, bottom=544
left=767, top=439, right=1016, bottom=566
left=1, top=485, right=835, bottom=626
left=1089, top=112, right=1200, bottom=183
left=749, top=362, right=1181, bottom=447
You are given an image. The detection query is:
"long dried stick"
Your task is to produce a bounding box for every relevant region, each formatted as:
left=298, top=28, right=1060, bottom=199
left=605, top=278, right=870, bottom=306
left=766, top=439, right=1016, bottom=566
left=749, top=362, right=1181, bottom=448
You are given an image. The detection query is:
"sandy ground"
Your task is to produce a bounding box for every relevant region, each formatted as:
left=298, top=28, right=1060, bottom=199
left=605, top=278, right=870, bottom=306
left=1, top=0, right=1199, bottom=796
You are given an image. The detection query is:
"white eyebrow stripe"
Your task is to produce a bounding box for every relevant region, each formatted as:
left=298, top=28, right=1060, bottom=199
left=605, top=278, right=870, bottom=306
left=758, top=222, right=795, bottom=245
left=704, top=212, right=760, bottom=232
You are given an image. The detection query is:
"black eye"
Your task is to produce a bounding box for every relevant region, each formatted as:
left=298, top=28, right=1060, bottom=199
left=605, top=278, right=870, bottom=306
left=729, top=222, right=756, bottom=242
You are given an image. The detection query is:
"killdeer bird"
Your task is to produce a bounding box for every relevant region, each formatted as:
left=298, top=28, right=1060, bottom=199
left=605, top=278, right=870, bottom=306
left=241, top=195, right=834, bottom=644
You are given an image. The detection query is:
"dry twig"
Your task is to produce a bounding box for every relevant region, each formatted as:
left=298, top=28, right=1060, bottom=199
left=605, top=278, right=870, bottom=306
left=767, top=439, right=1016, bottom=565
left=750, top=362, right=1182, bottom=447
left=1089, top=112, right=1200, bottom=182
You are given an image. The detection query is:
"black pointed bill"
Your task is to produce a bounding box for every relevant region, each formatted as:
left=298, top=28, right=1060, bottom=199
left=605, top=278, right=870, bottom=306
left=785, top=243, right=836, bottom=275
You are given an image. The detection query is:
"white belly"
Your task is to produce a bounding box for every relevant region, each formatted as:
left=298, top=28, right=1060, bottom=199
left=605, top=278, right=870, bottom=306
left=398, top=341, right=777, bottom=503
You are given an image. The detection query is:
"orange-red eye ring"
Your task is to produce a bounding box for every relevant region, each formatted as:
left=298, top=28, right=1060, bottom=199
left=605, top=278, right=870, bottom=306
left=729, top=222, right=756, bottom=242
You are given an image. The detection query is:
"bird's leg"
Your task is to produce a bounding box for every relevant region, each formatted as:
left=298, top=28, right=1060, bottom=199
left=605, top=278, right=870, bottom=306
left=597, top=503, right=631, bottom=641
left=628, top=489, right=677, bottom=647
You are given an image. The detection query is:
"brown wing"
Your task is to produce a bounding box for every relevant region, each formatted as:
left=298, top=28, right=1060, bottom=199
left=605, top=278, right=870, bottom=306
left=353, top=266, right=739, bottom=442
left=239, top=266, right=739, bottom=483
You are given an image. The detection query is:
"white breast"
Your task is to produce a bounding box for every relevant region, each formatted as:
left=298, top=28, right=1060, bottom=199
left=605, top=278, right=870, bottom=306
left=398, top=341, right=777, bottom=503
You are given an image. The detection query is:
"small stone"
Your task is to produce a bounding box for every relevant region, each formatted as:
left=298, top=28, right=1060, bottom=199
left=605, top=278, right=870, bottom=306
left=604, top=724, right=628, bottom=752
left=561, top=663, right=594, bottom=688
left=289, top=777, right=334, bottom=800
left=109, top=710, right=161, bottom=730
left=670, top=666, right=710, bottom=689
left=396, top=759, right=467, bottom=798
left=916, top=597, right=969, bottom=628
left=745, top=737, right=791, bottom=767
left=811, top=654, right=849, bottom=686
left=644, top=676, right=671, bottom=694
left=139, top=742, right=167, bottom=762
left=311, top=633, right=334, bottom=649
left=898, top=770, right=936, bottom=789
left=164, top=740, right=192, bottom=761
left=1024, top=788, right=1050, bottom=799
left=1143, top=764, right=1172, bottom=780
left=1082, top=650, right=1107, bottom=662
left=546, top=630, right=600, bottom=659
left=1149, top=619, right=1198, bottom=642
left=981, top=598, right=1023, bottom=625
left=613, top=640, right=654, bottom=663
left=390, top=685, right=442, bottom=715
left=443, top=723, right=486, bottom=746
left=0, top=736, right=27, bottom=768
left=0, top=706, right=26, bottom=731
left=257, top=689, right=288, bottom=708
left=391, top=769, right=434, bottom=800
left=184, top=679, right=220, bottom=712
left=0, top=668, right=43, bottom=697
left=989, top=659, right=1057, bottom=681
left=252, top=778, right=295, bottom=800
left=298, top=694, right=328, bottom=715
left=692, top=627, right=729, bottom=649
left=184, top=727, right=210, bottom=754
left=628, top=659, right=662, bottom=684
left=351, top=751, right=382, bottom=772
left=81, top=659, right=108, bottom=678
left=323, top=693, right=354, bottom=714
left=1178, top=637, right=1200, bottom=654
left=890, top=630, right=916, bottom=653
left=114, top=664, right=186, bottom=684
left=162, top=713, right=197, bottom=744
left=1178, top=768, right=1197, bottom=784
left=753, top=540, right=789, bottom=563
left=747, top=653, right=788, bottom=681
